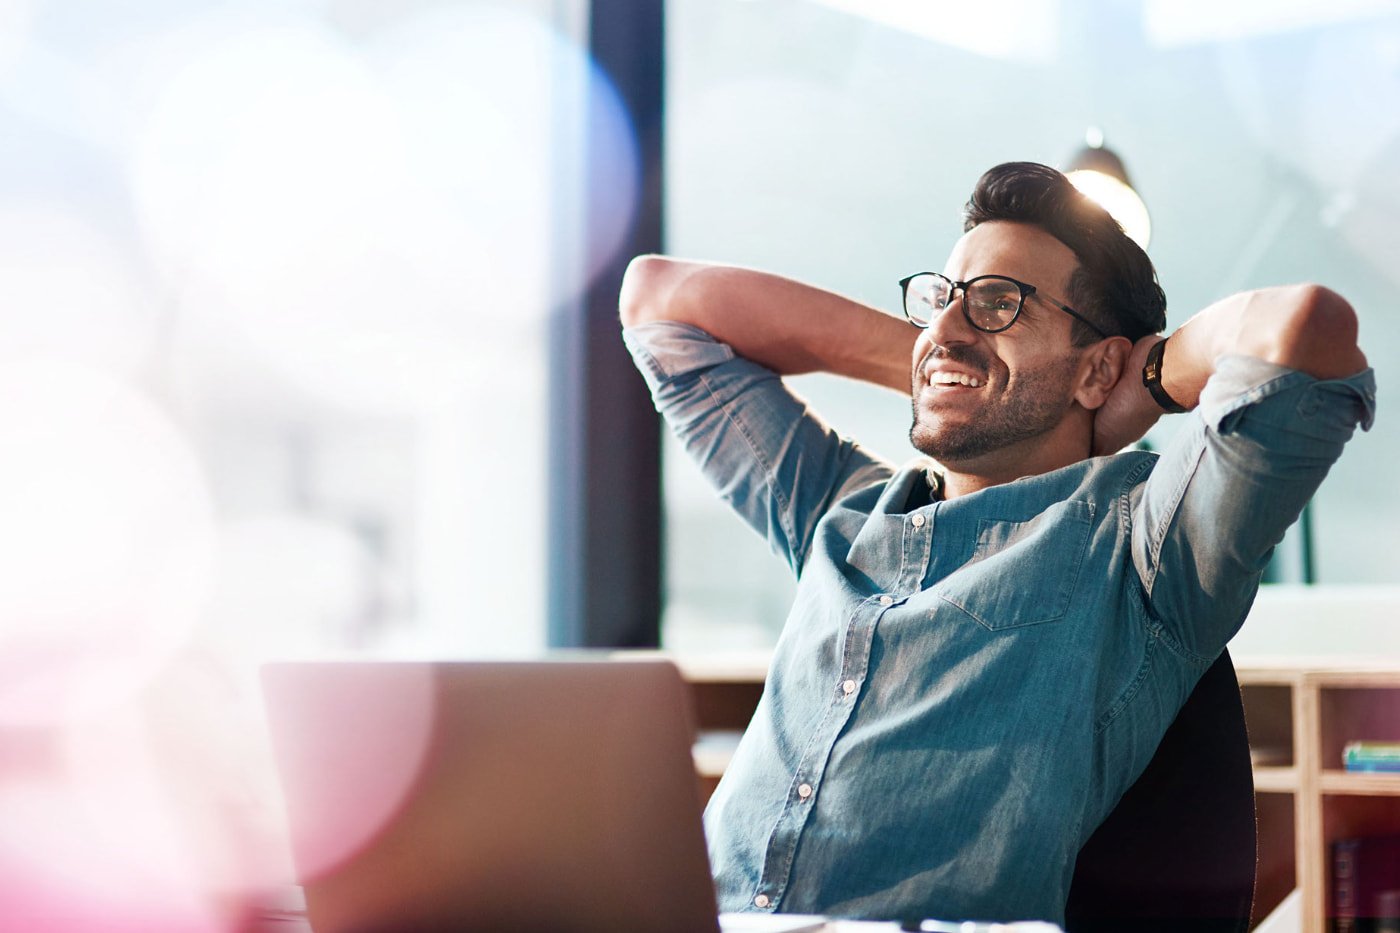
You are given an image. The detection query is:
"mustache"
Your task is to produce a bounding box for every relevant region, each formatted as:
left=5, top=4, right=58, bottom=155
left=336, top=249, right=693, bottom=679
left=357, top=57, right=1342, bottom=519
left=916, top=343, right=991, bottom=376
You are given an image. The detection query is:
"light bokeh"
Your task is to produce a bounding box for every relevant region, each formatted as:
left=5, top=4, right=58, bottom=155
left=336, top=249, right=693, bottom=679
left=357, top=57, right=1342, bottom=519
left=0, top=361, right=214, bottom=729
left=0, top=0, right=33, bottom=77
left=258, top=662, right=438, bottom=884
left=0, top=0, right=614, bottom=925
left=0, top=203, right=157, bottom=379
left=807, top=0, right=1062, bottom=63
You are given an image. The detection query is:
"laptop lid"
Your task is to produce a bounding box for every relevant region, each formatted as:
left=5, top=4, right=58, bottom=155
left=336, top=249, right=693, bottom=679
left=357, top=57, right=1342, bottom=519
left=261, top=659, right=721, bottom=933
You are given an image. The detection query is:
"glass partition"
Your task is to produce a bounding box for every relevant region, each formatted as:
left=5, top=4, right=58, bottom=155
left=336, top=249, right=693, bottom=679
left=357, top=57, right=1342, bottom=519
left=663, top=0, right=1400, bottom=650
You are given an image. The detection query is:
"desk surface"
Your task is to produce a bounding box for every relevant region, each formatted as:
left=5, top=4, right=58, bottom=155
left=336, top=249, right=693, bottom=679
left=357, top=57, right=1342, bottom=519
left=616, top=648, right=1400, bottom=681
left=249, top=891, right=1063, bottom=933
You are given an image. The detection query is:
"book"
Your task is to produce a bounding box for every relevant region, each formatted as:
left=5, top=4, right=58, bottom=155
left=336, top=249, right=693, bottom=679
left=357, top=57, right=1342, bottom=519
left=1344, top=742, right=1400, bottom=773
left=1332, top=834, right=1400, bottom=932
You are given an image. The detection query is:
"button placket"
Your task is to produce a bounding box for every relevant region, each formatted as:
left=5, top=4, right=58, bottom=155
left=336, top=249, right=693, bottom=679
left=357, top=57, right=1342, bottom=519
left=755, top=602, right=876, bottom=909
left=903, top=502, right=936, bottom=592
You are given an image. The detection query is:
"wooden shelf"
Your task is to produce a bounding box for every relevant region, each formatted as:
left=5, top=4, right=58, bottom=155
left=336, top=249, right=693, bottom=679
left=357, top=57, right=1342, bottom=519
left=1319, top=770, right=1400, bottom=796
left=692, top=730, right=742, bottom=779
left=1253, top=765, right=1300, bottom=793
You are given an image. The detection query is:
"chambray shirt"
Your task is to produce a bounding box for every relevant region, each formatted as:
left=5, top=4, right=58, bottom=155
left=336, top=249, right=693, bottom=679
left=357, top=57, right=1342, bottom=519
left=622, top=321, right=1376, bottom=925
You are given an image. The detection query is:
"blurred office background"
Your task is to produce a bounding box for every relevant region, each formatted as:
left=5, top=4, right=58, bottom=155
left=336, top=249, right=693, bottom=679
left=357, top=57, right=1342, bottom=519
left=0, top=0, right=1398, bottom=926
left=664, top=0, right=1400, bottom=648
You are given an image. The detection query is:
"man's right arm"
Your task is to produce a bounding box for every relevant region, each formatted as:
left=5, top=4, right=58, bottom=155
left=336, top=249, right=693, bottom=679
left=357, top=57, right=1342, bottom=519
left=619, top=255, right=902, bottom=574
left=619, top=255, right=917, bottom=392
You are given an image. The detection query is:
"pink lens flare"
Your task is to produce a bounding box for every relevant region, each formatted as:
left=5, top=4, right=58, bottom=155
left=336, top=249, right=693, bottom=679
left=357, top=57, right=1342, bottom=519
left=0, top=362, right=214, bottom=729
left=260, top=662, right=438, bottom=882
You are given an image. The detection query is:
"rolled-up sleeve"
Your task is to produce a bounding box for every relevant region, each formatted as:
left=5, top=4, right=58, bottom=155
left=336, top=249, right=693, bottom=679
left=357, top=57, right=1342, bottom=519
left=623, top=321, right=892, bottom=575
left=1130, top=355, right=1377, bottom=659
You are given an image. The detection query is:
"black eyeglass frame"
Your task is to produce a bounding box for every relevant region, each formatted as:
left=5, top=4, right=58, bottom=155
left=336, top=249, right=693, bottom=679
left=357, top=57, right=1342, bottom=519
left=898, top=272, right=1110, bottom=339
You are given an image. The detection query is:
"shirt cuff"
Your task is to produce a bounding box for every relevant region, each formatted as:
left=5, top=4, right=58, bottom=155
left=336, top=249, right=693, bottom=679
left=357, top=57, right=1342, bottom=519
left=1196, top=355, right=1376, bottom=434
left=622, top=321, right=737, bottom=395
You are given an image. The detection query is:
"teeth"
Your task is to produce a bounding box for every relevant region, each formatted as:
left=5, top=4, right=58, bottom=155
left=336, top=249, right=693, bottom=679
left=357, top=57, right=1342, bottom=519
left=931, top=372, right=983, bottom=388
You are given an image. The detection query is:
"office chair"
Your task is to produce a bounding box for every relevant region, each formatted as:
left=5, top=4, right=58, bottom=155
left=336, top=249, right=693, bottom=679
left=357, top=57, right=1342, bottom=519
left=1063, top=648, right=1256, bottom=933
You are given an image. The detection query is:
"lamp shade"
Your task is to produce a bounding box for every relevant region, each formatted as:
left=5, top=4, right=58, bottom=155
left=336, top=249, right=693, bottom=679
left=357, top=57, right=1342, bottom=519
left=1064, top=137, right=1151, bottom=250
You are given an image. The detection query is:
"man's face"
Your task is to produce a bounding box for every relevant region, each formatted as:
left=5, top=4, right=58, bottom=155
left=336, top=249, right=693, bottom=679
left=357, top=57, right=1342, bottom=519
left=908, top=220, right=1087, bottom=467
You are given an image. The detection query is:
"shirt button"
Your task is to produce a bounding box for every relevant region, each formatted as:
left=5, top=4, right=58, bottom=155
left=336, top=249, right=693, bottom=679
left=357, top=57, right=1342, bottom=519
left=911, top=513, right=925, bottom=528
left=879, top=594, right=893, bottom=606
left=797, top=783, right=813, bottom=799
left=842, top=679, right=857, bottom=696
left=754, top=894, right=771, bottom=909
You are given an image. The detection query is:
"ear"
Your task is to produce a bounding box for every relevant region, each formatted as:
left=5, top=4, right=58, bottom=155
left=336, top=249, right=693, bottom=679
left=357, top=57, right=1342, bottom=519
left=1074, top=336, right=1133, bottom=411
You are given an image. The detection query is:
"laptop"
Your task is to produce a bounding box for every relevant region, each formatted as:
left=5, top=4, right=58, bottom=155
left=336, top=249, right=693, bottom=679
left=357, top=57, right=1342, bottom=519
left=261, top=659, right=825, bottom=933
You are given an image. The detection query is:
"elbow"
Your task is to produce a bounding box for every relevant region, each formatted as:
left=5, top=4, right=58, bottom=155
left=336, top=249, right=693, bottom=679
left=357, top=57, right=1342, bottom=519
left=1262, top=284, right=1365, bottom=379
left=619, top=254, right=677, bottom=328
left=1293, top=283, right=1356, bottom=333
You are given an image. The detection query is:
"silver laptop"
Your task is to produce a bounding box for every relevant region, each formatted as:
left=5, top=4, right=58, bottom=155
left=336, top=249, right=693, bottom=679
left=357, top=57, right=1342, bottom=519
left=261, top=659, right=824, bottom=933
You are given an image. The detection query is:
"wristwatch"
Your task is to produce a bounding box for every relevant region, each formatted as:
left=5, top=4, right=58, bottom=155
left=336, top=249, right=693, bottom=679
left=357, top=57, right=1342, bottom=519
left=1142, top=338, right=1188, bottom=413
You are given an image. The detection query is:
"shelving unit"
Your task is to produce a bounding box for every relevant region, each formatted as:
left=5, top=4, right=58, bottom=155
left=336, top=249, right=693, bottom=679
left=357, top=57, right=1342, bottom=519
left=672, top=653, right=768, bottom=802
left=668, top=653, right=1400, bottom=932
left=1238, top=662, right=1400, bottom=931
left=1236, top=664, right=1304, bottom=927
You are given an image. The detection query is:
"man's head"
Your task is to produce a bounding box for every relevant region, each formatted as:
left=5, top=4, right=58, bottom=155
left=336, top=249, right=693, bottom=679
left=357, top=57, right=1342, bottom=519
left=962, top=161, right=1166, bottom=344
left=907, top=162, right=1166, bottom=480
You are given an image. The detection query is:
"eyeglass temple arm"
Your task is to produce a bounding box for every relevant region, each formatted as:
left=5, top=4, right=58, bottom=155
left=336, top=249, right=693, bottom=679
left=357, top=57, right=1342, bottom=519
left=1037, top=292, right=1109, bottom=339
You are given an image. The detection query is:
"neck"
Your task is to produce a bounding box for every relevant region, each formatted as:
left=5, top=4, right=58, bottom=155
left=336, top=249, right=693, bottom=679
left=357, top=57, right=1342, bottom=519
left=937, top=413, right=1093, bottom=500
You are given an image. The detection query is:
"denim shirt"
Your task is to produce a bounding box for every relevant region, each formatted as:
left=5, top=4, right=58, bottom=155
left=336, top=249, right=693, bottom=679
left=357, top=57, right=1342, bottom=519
left=622, top=321, right=1376, bottom=925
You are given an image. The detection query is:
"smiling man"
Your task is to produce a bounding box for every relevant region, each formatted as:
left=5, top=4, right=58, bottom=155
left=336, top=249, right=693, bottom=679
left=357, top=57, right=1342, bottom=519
left=617, top=162, right=1375, bottom=925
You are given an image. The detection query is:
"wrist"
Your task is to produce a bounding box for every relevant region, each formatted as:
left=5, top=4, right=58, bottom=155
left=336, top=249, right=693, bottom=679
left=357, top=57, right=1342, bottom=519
left=1142, top=337, right=1189, bottom=413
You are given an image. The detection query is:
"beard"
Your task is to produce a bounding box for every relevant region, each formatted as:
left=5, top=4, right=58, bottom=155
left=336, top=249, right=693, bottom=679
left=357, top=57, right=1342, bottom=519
left=909, top=347, right=1082, bottom=462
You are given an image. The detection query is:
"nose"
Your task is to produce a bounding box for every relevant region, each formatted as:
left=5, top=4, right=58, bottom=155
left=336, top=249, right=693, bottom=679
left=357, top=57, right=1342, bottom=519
left=923, top=288, right=978, bottom=348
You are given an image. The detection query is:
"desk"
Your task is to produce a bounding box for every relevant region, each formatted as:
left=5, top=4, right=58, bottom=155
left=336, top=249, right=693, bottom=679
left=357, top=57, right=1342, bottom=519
left=248, top=894, right=1063, bottom=933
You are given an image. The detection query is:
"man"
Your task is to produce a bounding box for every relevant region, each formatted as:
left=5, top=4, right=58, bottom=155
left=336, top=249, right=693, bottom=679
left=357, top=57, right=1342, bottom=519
left=617, top=162, right=1375, bottom=925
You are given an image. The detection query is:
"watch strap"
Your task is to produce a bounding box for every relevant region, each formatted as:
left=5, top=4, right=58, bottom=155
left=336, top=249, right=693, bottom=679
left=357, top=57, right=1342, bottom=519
left=1142, top=338, right=1188, bottom=414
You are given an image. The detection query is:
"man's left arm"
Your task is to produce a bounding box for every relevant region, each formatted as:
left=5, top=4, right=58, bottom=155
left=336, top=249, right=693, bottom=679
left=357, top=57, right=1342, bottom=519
left=1093, top=284, right=1368, bottom=455
left=1097, top=284, right=1376, bottom=658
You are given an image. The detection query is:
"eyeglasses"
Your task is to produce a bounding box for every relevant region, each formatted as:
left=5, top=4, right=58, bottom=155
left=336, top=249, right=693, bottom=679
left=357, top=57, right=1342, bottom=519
left=899, top=272, right=1109, bottom=338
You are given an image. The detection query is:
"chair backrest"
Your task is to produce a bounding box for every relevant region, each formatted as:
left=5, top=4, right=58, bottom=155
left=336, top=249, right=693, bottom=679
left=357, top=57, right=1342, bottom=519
left=1063, top=648, right=1257, bottom=933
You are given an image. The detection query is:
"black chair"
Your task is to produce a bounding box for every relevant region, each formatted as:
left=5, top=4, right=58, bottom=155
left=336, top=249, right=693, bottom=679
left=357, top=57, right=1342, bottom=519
left=1064, top=648, right=1257, bottom=933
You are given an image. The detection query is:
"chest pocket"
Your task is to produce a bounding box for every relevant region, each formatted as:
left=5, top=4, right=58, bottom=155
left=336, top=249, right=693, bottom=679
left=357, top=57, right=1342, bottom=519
left=936, top=499, right=1094, bottom=631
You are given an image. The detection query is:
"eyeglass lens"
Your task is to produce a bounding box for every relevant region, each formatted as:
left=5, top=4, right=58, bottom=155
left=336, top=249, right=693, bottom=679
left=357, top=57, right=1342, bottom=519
left=905, top=274, right=1022, bottom=332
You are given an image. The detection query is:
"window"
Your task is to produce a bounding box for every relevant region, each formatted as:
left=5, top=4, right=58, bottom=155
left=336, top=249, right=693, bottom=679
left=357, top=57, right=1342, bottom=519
left=0, top=2, right=631, bottom=918
left=0, top=2, right=638, bottom=676
left=663, top=0, right=1398, bottom=649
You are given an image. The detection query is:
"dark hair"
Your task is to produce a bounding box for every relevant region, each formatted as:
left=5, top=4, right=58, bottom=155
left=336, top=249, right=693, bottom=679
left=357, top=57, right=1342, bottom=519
left=962, top=161, right=1166, bottom=345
